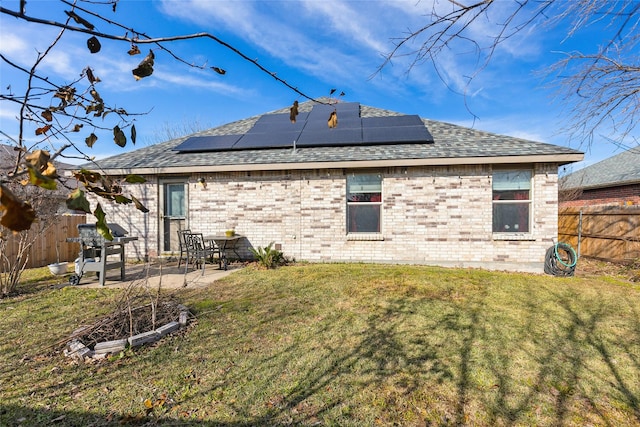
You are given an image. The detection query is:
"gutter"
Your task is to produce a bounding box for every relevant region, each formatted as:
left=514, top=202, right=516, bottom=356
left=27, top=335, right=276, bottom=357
left=92, top=153, right=585, bottom=176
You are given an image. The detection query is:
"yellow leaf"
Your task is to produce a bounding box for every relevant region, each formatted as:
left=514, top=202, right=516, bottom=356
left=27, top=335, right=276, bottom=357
left=42, top=162, right=58, bottom=178
left=25, top=150, right=50, bottom=170
left=27, top=167, right=57, bottom=190
left=328, top=110, right=337, bottom=128
left=143, top=398, right=153, bottom=409
left=290, top=101, right=298, bottom=123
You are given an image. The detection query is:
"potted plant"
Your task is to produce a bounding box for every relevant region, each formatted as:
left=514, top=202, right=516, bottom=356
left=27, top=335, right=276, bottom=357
left=48, top=239, right=68, bottom=275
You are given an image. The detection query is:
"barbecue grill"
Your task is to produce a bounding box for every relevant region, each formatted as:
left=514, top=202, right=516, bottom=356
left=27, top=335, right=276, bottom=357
left=67, top=223, right=138, bottom=286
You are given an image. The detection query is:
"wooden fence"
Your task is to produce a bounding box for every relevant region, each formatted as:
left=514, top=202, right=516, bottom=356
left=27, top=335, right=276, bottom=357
left=2, top=215, right=85, bottom=269
left=559, top=206, right=640, bottom=263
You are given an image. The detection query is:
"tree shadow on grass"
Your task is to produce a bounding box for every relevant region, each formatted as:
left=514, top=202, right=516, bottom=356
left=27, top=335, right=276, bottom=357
left=4, top=273, right=640, bottom=426
left=480, top=284, right=640, bottom=426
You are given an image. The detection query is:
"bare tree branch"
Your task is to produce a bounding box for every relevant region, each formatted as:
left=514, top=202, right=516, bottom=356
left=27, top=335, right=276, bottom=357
left=0, top=4, right=325, bottom=104
left=377, top=0, right=640, bottom=148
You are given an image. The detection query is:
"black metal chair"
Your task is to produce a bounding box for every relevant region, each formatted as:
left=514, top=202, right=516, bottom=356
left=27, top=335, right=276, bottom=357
left=176, top=229, right=191, bottom=268
left=184, top=232, right=221, bottom=274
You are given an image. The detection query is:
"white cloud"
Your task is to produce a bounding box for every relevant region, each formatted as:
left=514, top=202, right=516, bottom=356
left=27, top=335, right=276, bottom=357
left=157, top=0, right=432, bottom=97
left=154, top=69, right=254, bottom=98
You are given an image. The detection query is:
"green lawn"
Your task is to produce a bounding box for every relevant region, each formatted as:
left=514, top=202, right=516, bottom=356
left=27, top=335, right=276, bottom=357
left=1, top=263, right=639, bottom=426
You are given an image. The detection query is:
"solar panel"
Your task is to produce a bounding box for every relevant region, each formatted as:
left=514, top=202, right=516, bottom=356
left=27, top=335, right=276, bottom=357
left=306, top=102, right=360, bottom=122
left=303, top=116, right=362, bottom=130
left=174, top=103, right=433, bottom=153
left=362, top=115, right=425, bottom=128
left=173, top=135, right=241, bottom=152
left=362, top=115, right=434, bottom=143
left=233, top=129, right=303, bottom=149
left=363, top=125, right=433, bottom=143
left=296, top=127, right=363, bottom=147
left=250, top=113, right=309, bottom=130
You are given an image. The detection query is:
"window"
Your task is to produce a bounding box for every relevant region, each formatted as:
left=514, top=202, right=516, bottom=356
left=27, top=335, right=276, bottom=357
left=347, top=173, right=382, bottom=233
left=492, top=170, right=531, bottom=233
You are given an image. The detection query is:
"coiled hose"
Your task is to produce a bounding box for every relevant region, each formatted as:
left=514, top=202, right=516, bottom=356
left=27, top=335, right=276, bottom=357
left=544, top=241, right=577, bottom=277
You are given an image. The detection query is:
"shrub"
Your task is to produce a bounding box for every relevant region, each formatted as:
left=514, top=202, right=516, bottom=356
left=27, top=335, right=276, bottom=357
left=249, top=242, right=285, bottom=269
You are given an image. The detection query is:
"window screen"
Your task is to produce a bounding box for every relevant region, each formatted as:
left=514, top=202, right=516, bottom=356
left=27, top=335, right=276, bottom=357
left=492, top=170, right=531, bottom=233
left=347, top=174, right=382, bottom=233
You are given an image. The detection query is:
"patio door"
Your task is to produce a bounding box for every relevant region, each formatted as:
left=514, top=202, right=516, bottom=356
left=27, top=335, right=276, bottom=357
left=160, top=180, right=187, bottom=254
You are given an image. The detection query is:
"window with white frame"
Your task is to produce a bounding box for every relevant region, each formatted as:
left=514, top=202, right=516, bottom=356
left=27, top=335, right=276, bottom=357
left=492, top=170, right=532, bottom=233
left=347, top=173, right=382, bottom=233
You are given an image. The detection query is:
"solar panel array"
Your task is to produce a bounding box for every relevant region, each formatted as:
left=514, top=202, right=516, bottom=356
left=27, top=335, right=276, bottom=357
left=174, top=102, right=434, bottom=152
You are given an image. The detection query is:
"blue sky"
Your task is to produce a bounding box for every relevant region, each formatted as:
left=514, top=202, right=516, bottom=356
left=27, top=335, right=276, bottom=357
left=0, top=0, right=634, bottom=171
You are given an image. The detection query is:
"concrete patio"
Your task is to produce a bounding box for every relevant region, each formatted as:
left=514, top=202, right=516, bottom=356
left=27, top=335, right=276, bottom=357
left=70, top=260, right=243, bottom=289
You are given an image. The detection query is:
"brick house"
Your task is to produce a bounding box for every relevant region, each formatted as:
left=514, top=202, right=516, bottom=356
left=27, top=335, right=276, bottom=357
left=89, top=100, right=583, bottom=273
left=560, top=147, right=640, bottom=207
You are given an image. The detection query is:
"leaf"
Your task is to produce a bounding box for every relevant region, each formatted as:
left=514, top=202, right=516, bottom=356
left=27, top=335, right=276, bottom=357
left=128, top=44, right=141, bottom=55
left=87, top=36, right=101, bottom=54
left=41, top=161, right=58, bottom=178
left=73, top=169, right=102, bottom=184
left=212, top=67, right=226, bottom=75
left=65, top=10, right=95, bottom=30
left=114, top=195, right=132, bottom=204
left=72, top=124, right=83, bottom=132
left=132, top=50, right=155, bottom=80
left=85, top=67, right=100, bottom=84
left=25, top=150, right=50, bottom=170
left=41, top=109, right=53, bottom=122
left=131, top=195, right=149, bottom=213
left=130, top=124, right=136, bottom=145
left=35, top=124, right=52, bottom=135
left=85, top=133, right=98, bottom=148
left=90, top=89, right=103, bottom=103
left=66, top=189, right=91, bottom=213
left=93, top=204, right=113, bottom=241
left=54, top=86, right=76, bottom=103
left=328, top=110, right=338, bottom=128
left=289, top=101, right=299, bottom=123
left=124, top=174, right=146, bottom=184
left=143, top=398, right=153, bottom=409
left=113, top=126, right=126, bottom=147
left=0, top=184, right=36, bottom=232
left=329, top=88, right=336, bottom=95
left=27, top=167, right=57, bottom=190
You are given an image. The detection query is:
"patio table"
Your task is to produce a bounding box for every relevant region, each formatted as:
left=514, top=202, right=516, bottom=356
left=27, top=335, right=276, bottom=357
left=204, top=235, right=243, bottom=270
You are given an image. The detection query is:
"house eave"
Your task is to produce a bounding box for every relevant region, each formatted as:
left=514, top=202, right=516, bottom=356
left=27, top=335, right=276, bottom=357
left=94, top=153, right=584, bottom=176
left=566, top=178, right=640, bottom=191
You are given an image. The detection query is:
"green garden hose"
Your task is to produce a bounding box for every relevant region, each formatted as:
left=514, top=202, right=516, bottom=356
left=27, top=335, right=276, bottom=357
left=544, top=241, right=577, bottom=277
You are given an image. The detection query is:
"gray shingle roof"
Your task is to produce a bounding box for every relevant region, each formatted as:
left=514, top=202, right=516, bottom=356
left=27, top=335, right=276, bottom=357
left=561, top=146, right=640, bottom=189
left=90, top=99, right=583, bottom=173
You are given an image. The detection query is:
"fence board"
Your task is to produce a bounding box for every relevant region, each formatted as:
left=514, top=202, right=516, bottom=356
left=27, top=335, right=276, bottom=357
left=2, top=215, right=85, bottom=269
left=559, top=206, right=640, bottom=263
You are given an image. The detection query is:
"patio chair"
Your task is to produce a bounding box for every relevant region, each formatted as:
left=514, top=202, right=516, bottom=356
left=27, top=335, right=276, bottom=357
left=184, top=232, right=221, bottom=274
left=176, top=229, right=191, bottom=268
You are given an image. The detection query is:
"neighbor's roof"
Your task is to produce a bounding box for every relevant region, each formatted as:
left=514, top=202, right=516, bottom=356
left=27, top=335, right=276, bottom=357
left=90, top=99, right=583, bottom=174
left=561, top=146, right=640, bottom=190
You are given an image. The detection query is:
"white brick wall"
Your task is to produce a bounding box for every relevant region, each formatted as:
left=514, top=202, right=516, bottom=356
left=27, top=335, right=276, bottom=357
left=102, top=164, right=560, bottom=272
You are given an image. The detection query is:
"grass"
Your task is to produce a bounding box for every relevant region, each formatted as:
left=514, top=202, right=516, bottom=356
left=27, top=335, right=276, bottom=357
left=1, top=263, right=639, bottom=426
